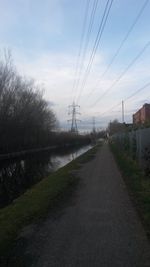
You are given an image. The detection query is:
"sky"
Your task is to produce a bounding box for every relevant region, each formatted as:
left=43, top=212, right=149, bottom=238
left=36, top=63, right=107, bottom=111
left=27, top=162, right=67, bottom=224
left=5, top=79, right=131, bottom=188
left=0, top=0, right=150, bottom=131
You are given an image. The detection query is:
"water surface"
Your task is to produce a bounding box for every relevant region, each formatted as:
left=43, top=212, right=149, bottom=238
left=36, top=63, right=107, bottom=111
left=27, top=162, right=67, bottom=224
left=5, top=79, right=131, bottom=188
left=0, top=144, right=92, bottom=208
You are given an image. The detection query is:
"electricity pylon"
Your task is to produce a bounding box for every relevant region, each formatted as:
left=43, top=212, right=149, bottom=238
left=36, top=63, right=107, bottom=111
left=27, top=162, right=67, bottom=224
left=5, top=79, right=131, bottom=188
left=68, top=102, right=80, bottom=133
left=92, top=116, right=96, bottom=133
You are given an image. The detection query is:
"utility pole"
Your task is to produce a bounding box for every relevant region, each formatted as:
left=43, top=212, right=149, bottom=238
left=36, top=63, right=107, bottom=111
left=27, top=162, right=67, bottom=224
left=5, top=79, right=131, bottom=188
left=122, top=100, right=125, bottom=123
left=68, top=102, right=80, bottom=133
left=91, top=116, right=97, bottom=144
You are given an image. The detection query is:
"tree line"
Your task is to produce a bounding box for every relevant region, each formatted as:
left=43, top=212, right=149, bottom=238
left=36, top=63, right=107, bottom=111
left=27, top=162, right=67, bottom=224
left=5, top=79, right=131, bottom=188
left=0, top=52, right=57, bottom=153
left=0, top=53, right=92, bottom=154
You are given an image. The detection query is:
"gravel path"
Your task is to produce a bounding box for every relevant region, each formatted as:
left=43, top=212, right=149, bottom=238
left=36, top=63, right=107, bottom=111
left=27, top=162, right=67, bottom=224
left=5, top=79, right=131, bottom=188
left=16, top=144, right=150, bottom=267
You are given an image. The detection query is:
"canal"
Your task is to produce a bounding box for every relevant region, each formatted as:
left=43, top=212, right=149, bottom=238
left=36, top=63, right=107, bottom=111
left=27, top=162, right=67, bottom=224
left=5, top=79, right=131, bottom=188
left=0, top=144, right=92, bottom=208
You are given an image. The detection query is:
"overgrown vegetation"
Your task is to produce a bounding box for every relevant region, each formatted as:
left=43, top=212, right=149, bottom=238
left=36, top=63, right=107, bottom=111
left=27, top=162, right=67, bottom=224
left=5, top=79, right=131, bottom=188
left=143, top=146, right=150, bottom=177
left=110, top=142, right=150, bottom=240
left=0, top=145, right=99, bottom=263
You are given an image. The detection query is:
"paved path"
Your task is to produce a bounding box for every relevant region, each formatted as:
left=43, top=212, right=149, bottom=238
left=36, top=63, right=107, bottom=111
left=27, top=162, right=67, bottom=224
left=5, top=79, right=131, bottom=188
left=18, top=144, right=150, bottom=266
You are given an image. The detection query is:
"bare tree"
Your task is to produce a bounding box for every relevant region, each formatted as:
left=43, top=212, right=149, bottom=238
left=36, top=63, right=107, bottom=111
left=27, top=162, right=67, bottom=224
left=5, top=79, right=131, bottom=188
left=0, top=51, right=57, bottom=153
left=108, top=119, right=125, bottom=136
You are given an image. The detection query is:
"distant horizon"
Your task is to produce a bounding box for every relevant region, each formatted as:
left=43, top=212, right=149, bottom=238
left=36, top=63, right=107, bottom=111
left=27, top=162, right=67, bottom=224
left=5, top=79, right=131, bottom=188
left=0, top=0, right=150, bottom=130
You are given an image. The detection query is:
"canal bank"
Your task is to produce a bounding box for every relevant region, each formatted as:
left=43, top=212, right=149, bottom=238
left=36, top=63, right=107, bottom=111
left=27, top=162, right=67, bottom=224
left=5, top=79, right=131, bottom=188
left=9, top=143, right=150, bottom=267
left=0, top=144, right=93, bottom=208
left=0, top=145, right=99, bottom=265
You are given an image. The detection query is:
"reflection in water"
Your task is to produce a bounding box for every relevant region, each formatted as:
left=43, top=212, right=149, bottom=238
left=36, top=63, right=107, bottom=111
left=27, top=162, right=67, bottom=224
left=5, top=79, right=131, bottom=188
left=0, top=153, right=53, bottom=208
left=0, top=145, right=92, bottom=208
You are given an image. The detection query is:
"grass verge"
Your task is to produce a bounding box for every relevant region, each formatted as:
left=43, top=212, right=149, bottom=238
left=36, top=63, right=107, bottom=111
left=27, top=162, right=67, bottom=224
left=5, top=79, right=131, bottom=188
left=110, top=142, right=150, bottom=240
left=0, top=144, right=99, bottom=262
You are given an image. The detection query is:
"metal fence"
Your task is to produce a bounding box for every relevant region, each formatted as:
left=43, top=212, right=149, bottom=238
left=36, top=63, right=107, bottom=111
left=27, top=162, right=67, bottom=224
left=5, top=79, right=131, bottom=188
left=112, top=127, right=150, bottom=170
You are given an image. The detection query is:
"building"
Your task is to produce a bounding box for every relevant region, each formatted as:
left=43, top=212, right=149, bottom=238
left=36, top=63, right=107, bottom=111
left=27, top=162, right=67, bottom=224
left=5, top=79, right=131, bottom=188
left=133, top=103, right=150, bottom=124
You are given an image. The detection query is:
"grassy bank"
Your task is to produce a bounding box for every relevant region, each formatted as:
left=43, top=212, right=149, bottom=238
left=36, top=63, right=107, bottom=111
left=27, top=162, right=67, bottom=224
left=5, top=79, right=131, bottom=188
left=110, top=142, right=150, bottom=239
left=0, top=144, right=99, bottom=261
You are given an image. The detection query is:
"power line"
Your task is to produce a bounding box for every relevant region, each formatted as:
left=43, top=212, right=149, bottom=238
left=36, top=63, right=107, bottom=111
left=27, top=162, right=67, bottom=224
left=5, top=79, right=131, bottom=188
left=124, top=81, right=150, bottom=102
left=86, top=0, right=99, bottom=43
left=95, top=80, right=150, bottom=118
left=91, top=40, right=150, bottom=106
left=86, top=0, right=149, bottom=99
left=76, top=0, right=113, bottom=103
left=75, top=0, right=114, bottom=104
left=71, top=0, right=91, bottom=102
left=98, top=101, right=122, bottom=117
left=79, top=82, right=150, bottom=129
left=73, top=0, right=100, bottom=98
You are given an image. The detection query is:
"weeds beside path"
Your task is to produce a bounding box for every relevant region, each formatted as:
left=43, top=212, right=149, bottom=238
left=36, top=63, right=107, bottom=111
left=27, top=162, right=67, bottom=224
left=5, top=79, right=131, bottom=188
left=0, top=145, right=99, bottom=265
left=7, top=143, right=150, bottom=267
left=110, top=142, right=150, bottom=240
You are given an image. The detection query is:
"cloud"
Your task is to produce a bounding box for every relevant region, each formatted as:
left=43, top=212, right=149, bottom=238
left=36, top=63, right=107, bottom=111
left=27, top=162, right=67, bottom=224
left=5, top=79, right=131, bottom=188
left=1, top=43, right=150, bottom=130
left=0, top=0, right=64, bottom=33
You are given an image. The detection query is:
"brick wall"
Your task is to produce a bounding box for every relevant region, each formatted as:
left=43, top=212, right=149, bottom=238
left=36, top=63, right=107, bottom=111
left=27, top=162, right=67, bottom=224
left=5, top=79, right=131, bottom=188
left=133, top=103, right=150, bottom=124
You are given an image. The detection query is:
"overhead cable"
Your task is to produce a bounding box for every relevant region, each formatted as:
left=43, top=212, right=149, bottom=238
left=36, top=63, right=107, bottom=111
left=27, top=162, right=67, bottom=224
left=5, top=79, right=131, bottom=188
left=71, top=0, right=91, bottom=102
left=91, top=40, right=150, bottom=106
left=86, top=0, right=149, bottom=99
left=96, top=81, right=150, bottom=117
left=74, top=0, right=100, bottom=97
left=76, top=0, right=114, bottom=104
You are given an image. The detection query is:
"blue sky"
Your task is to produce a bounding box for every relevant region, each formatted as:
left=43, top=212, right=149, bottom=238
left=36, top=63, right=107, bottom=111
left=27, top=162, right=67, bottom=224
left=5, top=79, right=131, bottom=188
left=0, top=0, right=150, bottom=131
